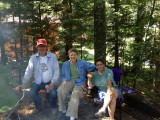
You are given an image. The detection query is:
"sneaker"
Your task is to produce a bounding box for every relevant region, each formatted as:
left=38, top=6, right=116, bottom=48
left=70, top=117, right=75, bottom=120
left=94, top=111, right=105, bottom=118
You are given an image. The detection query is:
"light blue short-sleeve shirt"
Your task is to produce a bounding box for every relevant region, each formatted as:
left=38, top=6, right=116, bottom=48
left=92, top=67, right=118, bottom=92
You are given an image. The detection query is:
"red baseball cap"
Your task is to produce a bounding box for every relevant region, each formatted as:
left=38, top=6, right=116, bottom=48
left=36, top=39, right=47, bottom=46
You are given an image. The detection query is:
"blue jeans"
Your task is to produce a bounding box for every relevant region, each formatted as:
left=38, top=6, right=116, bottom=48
left=30, top=82, right=57, bottom=110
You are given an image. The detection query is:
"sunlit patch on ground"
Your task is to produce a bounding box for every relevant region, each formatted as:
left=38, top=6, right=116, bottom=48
left=18, top=103, right=35, bottom=115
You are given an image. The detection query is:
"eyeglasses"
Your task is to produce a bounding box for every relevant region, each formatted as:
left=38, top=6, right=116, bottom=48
left=96, top=64, right=103, bottom=66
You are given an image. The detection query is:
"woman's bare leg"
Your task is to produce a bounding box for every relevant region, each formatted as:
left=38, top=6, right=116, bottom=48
left=107, top=89, right=118, bottom=119
left=99, top=93, right=111, bottom=112
left=99, top=88, right=118, bottom=117
left=108, top=98, right=116, bottom=119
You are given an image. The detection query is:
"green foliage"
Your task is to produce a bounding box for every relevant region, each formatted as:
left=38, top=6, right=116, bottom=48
left=0, top=0, right=160, bottom=93
left=0, top=2, right=10, bottom=10
left=0, top=65, right=18, bottom=113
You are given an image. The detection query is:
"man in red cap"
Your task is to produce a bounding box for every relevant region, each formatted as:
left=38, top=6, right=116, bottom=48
left=18, top=38, right=60, bottom=115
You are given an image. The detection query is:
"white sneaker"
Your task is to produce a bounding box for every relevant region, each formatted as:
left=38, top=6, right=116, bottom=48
left=70, top=117, right=75, bottom=120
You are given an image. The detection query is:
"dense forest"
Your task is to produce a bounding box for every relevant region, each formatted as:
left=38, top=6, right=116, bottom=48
left=0, top=0, right=160, bottom=110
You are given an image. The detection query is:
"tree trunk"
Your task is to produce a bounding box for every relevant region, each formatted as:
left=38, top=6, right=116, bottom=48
left=154, top=60, right=160, bottom=93
left=131, top=1, right=146, bottom=89
left=0, top=13, right=7, bottom=65
left=1, top=42, right=7, bottom=65
left=62, top=0, right=73, bottom=60
left=94, top=1, right=106, bottom=64
left=114, top=0, right=120, bottom=68
left=133, top=1, right=146, bottom=73
left=153, top=12, right=160, bottom=93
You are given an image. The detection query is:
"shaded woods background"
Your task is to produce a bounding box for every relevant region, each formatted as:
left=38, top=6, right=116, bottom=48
left=0, top=1, right=160, bottom=119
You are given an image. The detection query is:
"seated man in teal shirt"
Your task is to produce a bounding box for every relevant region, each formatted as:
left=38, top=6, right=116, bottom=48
left=87, top=59, right=122, bottom=120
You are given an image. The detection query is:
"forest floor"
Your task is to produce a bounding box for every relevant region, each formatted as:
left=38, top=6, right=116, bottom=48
left=0, top=63, right=160, bottom=120
left=0, top=89, right=159, bottom=120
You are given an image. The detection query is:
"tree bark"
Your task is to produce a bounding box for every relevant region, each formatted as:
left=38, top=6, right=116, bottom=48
left=133, top=1, right=146, bottom=73
left=62, top=0, right=73, bottom=60
left=114, top=0, right=120, bottom=68
left=0, top=13, right=7, bottom=65
left=94, top=1, right=106, bottom=64
left=154, top=61, right=160, bottom=93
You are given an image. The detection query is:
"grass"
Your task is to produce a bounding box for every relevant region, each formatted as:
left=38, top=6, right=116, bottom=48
left=0, top=65, right=19, bottom=113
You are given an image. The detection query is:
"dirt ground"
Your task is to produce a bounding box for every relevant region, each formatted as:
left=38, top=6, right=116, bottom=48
left=1, top=63, right=160, bottom=120
left=1, top=89, right=159, bottom=120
